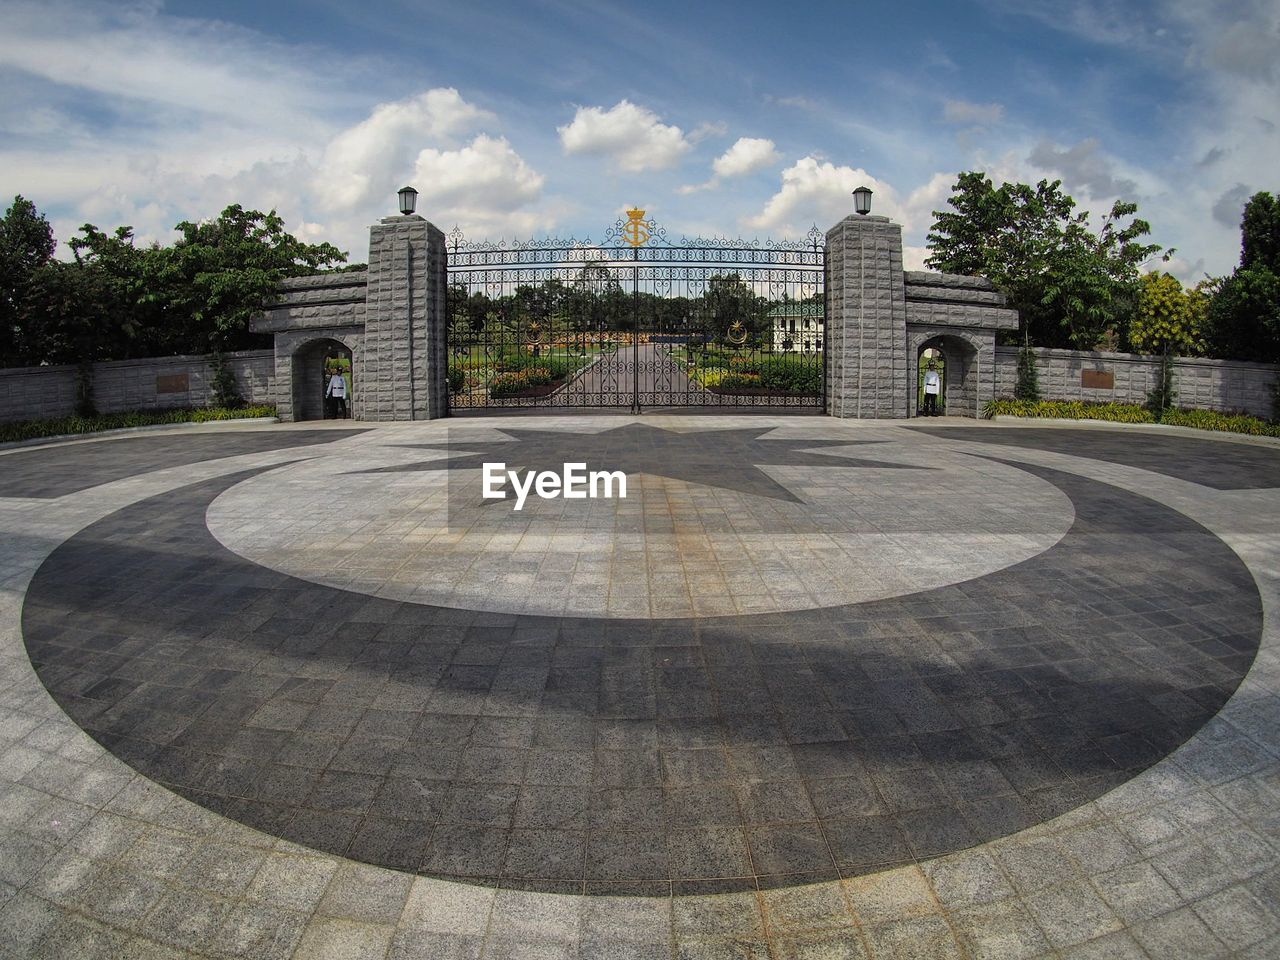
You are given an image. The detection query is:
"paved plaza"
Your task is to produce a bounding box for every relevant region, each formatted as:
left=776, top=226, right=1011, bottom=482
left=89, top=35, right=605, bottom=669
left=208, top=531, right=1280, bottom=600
left=1, top=415, right=1279, bottom=958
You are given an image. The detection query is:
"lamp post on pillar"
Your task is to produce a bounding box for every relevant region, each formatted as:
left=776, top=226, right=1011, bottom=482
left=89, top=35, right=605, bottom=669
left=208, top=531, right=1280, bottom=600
left=823, top=183, right=908, bottom=418
left=362, top=187, right=448, bottom=420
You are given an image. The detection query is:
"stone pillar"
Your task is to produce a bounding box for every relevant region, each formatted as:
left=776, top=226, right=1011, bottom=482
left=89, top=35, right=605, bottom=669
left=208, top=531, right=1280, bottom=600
left=824, top=215, right=908, bottom=418
left=362, top=214, right=448, bottom=420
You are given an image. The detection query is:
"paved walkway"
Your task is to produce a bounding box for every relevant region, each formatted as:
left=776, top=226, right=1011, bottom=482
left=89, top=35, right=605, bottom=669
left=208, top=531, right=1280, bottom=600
left=1, top=416, right=1278, bottom=958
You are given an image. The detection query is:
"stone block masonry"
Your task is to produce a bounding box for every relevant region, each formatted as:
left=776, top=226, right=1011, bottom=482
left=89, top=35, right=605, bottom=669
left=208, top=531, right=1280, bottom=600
left=825, top=215, right=909, bottom=418
left=362, top=215, right=448, bottom=421
left=0, top=350, right=275, bottom=423
left=994, top=347, right=1279, bottom=419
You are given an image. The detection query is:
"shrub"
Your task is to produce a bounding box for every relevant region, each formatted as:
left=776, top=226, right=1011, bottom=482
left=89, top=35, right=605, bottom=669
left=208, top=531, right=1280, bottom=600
left=447, top=364, right=465, bottom=393
left=210, top=351, right=245, bottom=409
left=985, top=399, right=1156, bottom=423
left=494, top=353, right=580, bottom=378
left=756, top=356, right=823, bottom=394
left=0, top=405, right=277, bottom=444
left=1146, top=351, right=1177, bottom=414
left=489, top=368, right=556, bottom=398
left=984, top=398, right=1280, bottom=438
left=715, top=372, right=762, bottom=390
left=1014, top=341, right=1041, bottom=401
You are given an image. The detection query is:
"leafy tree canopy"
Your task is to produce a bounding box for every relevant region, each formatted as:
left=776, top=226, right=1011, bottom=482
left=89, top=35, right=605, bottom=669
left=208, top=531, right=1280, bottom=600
left=1206, top=191, right=1280, bottom=362
left=0, top=196, right=56, bottom=360
left=1, top=199, right=347, bottom=367
left=925, top=172, right=1164, bottom=349
left=1129, top=271, right=1209, bottom=356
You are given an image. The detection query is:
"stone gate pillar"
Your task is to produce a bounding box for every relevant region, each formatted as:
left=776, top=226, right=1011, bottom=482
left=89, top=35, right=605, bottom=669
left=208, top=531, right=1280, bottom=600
left=824, top=214, right=908, bottom=418
left=361, top=214, right=448, bottom=420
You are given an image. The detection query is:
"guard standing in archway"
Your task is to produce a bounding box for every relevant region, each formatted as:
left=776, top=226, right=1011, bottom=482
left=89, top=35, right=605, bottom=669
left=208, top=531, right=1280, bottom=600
left=922, top=361, right=941, bottom=416
left=326, top=368, right=349, bottom=418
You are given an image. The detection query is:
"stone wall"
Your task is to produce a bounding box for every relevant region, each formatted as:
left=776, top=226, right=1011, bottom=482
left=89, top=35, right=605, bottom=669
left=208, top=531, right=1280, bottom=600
left=0, top=350, right=275, bottom=423
left=993, top=346, right=1278, bottom=419
left=824, top=215, right=908, bottom=418
left=361, top=216, right=448, bottom=421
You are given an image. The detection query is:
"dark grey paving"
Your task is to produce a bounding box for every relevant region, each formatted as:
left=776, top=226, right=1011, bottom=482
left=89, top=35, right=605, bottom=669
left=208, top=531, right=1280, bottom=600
left=911, top=425, right=1280, bottom=490
left=373, top=421, right=917, bottom=504
left=20, top=461, right=1261, bottom=892
left=0, top=429, right=367, bottom=498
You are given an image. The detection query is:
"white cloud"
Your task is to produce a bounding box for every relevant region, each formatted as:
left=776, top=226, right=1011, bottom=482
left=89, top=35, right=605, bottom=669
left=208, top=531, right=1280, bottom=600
left=315, top=89, right=493, bottom=210
left=747, top=158, right=901, bottom=235
left=0, top=0, right=346, bottom=141
left=412, top=135, right=546, bottom=235
left=557, top=100, right=691, bottom=172
left=713, top=138, right=781, bottom=178
left=943, top=100, right=1005, bottom=125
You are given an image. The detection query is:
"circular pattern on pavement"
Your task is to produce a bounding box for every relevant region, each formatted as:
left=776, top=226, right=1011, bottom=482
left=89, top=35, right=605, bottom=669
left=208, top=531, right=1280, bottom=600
left=20, top=426, right=1262, bottom=894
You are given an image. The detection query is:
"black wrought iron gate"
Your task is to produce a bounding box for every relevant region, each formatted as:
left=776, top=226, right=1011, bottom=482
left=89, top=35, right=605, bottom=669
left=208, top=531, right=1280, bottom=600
left=446, top=212, right=824, bottom=411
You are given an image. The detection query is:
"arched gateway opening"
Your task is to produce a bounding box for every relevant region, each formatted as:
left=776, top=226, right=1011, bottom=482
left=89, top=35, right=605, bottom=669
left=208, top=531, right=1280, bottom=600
left=291, top=338, right=355, bottom=421
left=912, top=334, right=980, bottom=418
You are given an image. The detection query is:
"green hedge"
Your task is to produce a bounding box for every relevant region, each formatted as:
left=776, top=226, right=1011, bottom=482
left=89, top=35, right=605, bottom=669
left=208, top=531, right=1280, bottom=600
left=687, top=353, right=822, bottom=394
left=0, top=405, right=277, bottom=444
left=755, top=356, right=823, bottom=394
left=984, top=398, right=1280, bottom=438
left=494, top=353, right=585, bottom=378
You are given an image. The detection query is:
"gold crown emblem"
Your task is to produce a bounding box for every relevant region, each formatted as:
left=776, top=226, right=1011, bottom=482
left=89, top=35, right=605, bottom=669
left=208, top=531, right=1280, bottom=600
left=626, top=207, right=646, bottom=221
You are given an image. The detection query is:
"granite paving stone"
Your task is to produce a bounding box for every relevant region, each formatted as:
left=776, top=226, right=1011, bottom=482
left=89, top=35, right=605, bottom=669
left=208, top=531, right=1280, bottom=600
left=2, top=417, right=1279, bottom=958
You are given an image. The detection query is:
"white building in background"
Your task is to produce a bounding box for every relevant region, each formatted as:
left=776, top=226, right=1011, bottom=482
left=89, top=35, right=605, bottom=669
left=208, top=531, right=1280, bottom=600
left=768, top=301, right=824, bottom=353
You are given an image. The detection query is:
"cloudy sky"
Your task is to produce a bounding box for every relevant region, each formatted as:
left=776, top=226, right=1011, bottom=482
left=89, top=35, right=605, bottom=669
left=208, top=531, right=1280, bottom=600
left=2, top=0, right=1277, bottom=280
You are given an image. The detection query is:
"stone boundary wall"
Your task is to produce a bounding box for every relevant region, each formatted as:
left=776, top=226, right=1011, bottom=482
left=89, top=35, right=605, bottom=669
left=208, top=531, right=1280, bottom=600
left=994, top=346, right=1278, bottom=419
left=0, top=350, right=275, bottom=423
left=254, top=272, right=368, bottom=334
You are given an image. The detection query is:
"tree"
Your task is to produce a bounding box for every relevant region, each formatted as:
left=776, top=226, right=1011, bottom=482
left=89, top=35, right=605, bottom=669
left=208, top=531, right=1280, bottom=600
left=158, top=205, right=346, bottom=351
left=1206, top=192, right=1280, bottom=361
left=0, top=196, right=56, bottom=364
left=67, top=224, right=170, bottom=358
left=18, top=257, right=143, bottom=413
left=926, top=173, right=1164, bottom=349
left=1129, top=271, right=1208, bottom=356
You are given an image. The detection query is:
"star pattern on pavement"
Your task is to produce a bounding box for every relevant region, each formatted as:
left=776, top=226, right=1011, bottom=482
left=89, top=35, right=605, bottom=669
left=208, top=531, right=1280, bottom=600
left=359, top=422, right=928, bottom=503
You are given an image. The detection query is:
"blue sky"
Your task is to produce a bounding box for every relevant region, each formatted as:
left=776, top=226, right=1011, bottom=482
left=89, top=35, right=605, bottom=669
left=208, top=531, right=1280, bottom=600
left=2, top=0, right=1277, bottom=279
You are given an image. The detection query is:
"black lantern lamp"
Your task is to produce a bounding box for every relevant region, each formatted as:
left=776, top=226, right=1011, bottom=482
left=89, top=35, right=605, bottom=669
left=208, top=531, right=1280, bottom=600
left=397, top=186, right=418, bottom=216
left=852, top=186, right=873, bottom=216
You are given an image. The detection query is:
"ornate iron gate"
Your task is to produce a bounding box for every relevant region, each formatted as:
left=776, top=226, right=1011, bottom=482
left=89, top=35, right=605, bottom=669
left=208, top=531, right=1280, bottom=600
left=446, top=211, right=824, bottom=411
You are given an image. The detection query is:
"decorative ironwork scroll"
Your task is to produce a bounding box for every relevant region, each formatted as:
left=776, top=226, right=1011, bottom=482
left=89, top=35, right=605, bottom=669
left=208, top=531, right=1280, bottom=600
left=446, top=214, right=824, bottom=411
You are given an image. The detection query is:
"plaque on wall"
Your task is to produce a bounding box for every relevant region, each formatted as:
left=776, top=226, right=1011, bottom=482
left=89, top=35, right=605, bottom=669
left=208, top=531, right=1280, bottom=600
left=1081, top=369, right=1114, bottom=389
left=156, top=373, right=190, bottom=394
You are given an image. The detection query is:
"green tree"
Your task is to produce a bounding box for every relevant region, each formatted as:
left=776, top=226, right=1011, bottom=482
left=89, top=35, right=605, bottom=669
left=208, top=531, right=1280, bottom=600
left=0, top=196, right=56, bottom=364
left=1129, top=271, right=1208, bottom=356
left=926, top=173, right=1164, bottom=349
left=159, top=205, right=346, bottom=351
left=1206, top=192, right=1280, bottom=361
left=18, top=256, right=148, bottom=412
left=67, top=224, right=170, bottom=358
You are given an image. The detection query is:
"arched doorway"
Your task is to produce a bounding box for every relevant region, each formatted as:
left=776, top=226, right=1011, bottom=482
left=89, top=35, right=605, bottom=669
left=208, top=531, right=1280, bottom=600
left=291, top=338, right=355, bottom=421
left=912, top=334, right=980, bottom=418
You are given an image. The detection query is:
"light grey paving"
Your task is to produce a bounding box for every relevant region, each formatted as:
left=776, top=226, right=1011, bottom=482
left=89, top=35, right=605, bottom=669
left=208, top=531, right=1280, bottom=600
left=0, top=416, right=1277, bottom=959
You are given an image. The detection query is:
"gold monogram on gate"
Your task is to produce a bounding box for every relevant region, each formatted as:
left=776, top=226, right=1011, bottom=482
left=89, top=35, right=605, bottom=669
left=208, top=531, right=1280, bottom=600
left=622, top=207, right=650, bottom=248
